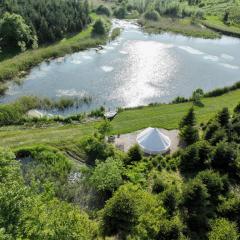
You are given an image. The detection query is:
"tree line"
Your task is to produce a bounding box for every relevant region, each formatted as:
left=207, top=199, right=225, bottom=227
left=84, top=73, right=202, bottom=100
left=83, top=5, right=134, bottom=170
left=0, top=0, right=90, bottom=51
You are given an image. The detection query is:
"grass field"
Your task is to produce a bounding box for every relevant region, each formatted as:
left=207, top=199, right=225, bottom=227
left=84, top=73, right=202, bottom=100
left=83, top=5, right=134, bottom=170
left=1, top=89, right=240, bottom=149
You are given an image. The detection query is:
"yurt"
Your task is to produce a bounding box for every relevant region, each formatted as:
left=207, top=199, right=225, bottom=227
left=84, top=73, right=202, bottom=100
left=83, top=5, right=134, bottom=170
left=136, top=127, right=171, bottom=155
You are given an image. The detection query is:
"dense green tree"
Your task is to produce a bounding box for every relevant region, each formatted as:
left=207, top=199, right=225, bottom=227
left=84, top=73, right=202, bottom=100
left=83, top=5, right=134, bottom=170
left=208, top=218, right=239, bottom=240
left=92, top=19, right=107, bottom=35
left=196, top=170, right=229, bottom=205
left=179, top=107, right=196, bottom=128
left=180, top=124, right=199, bottom=145
left=212, top=141, right=238, bottom=176
left=144, top=10, right=160, bottom=21
left=90, top=157, right=124, bottom=193
left=96, top=5, right=111, bottom=16
left=180, top=141, right=212, bottom=172
left=217, top=107, right=230, bottom=127
left=127, top=144, right=142, bottom=164
left=0, top=12, right=37, bottom=51
left=0, top=0, right=91, bottom=45
left=101, top=183, right=164, bottom=239
left=18, top=197, right=98, bottom=240
left=181, top=178, right=210, bottom=234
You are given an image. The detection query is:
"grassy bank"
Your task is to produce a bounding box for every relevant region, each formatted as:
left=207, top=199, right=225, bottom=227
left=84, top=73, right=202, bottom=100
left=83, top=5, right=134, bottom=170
left=0, top=16, right=110, bottom=86
left=1, top=89, right=240, bottom=149
left=202, top=16, right=240, bottom=38
left=139, top=17, right=220, bottom=39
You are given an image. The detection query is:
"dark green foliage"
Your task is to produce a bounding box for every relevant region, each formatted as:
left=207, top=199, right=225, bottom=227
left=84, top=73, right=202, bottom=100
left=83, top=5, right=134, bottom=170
left=114, top=7, right=127, bottom=19
left=196, top=170, right=229, bottom=205
left=80, top=135, right=114, bottom=165
left=180, top=124, right=199, bottom=145
left=191, top=88, right=204, bottom=107
left=217, top=107, right=230, bottom=127
left=204, top=81, right=240, bottom=97
left=179, top=107, right=199, bottom=145
left=126, top=144, right=142, bottom=164
left=180, top=141, right=212, bottom=172
left=101, top=184, right=141, bottom=237
left=234, top=102, right=240, bottom=114
left=212, top=141, right=239, bottom=176
left=181, top=178, right=210, bottom=234
left=144, top=10, right=160, bottom=21
left=0, top=12, right=37, bottom=51
left=96, top=5, right=111, bottom=16
left=0, top=0, right=90, bottom=46
left=179, top=107, right=196, bottom=128
left=156, top=216, right=185, bottom=240
left=92, top=19, right=107, bottom=35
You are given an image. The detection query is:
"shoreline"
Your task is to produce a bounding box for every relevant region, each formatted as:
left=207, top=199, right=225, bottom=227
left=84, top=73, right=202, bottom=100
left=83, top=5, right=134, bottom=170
left=0, top=16, right=111, bottom=93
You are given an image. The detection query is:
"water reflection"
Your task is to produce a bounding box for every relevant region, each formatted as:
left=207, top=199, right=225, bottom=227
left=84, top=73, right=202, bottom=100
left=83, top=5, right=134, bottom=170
left=1, top=19, right=240, bottom=114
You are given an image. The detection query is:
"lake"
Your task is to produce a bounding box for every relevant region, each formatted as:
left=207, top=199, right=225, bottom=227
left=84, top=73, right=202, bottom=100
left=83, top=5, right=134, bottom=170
left=1, top=19, right=240, bottom=114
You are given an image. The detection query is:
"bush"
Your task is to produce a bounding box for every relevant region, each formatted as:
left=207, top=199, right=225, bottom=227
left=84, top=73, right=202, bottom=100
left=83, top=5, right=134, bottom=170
left=92, top=19, right=107, bottom=35
left=96, top=5, right=111, bottom=17
left=114, top=7, right=127, bottom=19
left=127, top=144, right=142, bottom=164
left=90, top=157, right=124, bottom=194
left=144, top=10, right=160, bottom=21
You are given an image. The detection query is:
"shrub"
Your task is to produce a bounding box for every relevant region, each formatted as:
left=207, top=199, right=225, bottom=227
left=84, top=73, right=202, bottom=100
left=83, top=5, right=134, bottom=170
left=114, top=7, right=127, bottom=19
left=90, top=157, right=124, bottom=194
left=144, top=10, right=160, bottom=21
left=92, top=19, right=107, bottom=35
left=127, top=144, right=142, bottom=164
left=96, top=5, right=111, bottom=17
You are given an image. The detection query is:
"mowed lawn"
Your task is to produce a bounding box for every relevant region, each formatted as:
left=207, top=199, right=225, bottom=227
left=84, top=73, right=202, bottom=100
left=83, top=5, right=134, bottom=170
left=1, top=89, right=240, bottom=149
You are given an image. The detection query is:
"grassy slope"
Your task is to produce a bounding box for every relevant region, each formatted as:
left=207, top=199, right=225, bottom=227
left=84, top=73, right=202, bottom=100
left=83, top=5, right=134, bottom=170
left=1, top=89, right=240, bottom=149
left=139, top=17, right=220, bottom=39
left=200, top=0, right=240, bottom=37
left=0, top=14, right=108, bottom=83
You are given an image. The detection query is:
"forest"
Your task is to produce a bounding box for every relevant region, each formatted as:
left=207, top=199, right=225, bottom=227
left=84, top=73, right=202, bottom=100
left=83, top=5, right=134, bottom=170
left=0, top=0, right=90, bottom=51
left=1, top=102, right=240, bottom=239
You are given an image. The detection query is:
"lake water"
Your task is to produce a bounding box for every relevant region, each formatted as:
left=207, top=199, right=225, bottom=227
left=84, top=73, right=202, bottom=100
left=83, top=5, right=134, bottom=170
left=1, top=19, right=240, bottom=114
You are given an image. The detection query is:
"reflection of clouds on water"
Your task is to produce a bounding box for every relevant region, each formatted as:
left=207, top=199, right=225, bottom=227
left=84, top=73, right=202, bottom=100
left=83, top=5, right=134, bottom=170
left=101, top=66, right=114, bottom=72
left=119, top=50, right=128, bottom=55
left=112, top=40, right=177, bottom=107
left=82, top=55, right=93, bottom=60
left=221, top=54, right=234, bottom=61
left=99, top=50, right=107, bottom=54
left=203, top=55, right=219, bottom=62
left=71, top=59, right=82, bottom=64
left=105, top=46, right=114, bottom=50
left=112, top=42, right=120, bottom=46
left=220, top=63, right=239, bottom=70
left=178, top=46, right=204, bottom=55
left=56, top=89, right=87, bottom=97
